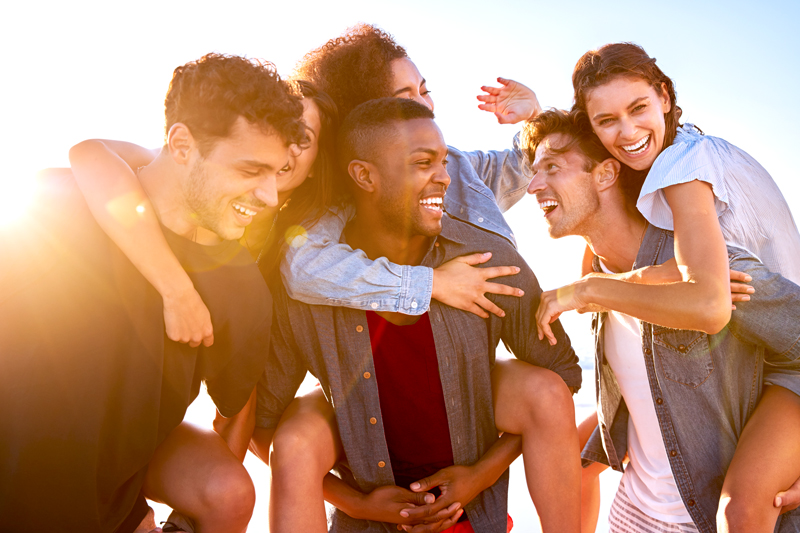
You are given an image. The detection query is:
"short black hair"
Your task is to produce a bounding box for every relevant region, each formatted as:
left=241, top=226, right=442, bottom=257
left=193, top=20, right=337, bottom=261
left=337, top=97, right=434, bottom=175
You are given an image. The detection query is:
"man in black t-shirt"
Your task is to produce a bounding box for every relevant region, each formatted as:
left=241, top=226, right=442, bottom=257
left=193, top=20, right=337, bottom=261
left=0, top=54, right=305, bottom=533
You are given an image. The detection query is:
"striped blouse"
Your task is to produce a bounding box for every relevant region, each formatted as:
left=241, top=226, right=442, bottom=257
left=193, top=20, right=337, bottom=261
left=638, top=124, right=800, bottom=284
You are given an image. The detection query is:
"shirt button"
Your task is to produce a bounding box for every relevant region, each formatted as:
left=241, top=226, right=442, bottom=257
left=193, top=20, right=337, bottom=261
left=656, top=398, right=663, bottom=405
left=369, top=417, right=377, bottom=425
left=363, top=372, right=371, bottom=379
left=678, top=344, right=687, bottom=353
left=356, top=325, right=364, bottom=333
left=378, top=461, right=386, bottom=468
left=644, top=347, right=652, bottom=355
left=460, top=208, right=464, bottom=214
left=370, top=302, right=378, bottom=309
left=687, top=499, right=696, bottom=507
left=435, top=242, right=439, bottom=247
left=670, top=450, right=677, bottom=457
left=478, top=217, right=484, bottom=223
left=411, top=301, right=418, bottom=309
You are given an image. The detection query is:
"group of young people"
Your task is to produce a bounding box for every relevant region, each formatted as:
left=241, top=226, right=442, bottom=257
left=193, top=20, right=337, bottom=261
left=2, top=23, right=800, bottom=533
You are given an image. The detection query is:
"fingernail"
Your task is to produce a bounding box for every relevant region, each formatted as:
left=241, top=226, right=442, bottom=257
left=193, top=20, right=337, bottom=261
left=514, top=267, right=521, bottom=273
left=742, top=295, right=750, bottom=301
left=425, top=494, right=435, bottom=504
left=745, top=275, right=752, bottom=281
left=484, top=252, right=491, bottom=257
left=517, top=289, right=524, bottom=296
left=400, top=511, right=409, bottom=517
left=410, top=482, right=420, bottom=490
left=747, top=287, right=755, bottom=293
left=776, top=497, right=782, bottom=507
left=499, top=311, right=506, bottom=317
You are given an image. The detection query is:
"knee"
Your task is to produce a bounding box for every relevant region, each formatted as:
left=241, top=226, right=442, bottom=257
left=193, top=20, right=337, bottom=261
left=269, top=417, right=332, bottom=476
left=522, top=369, right=574, bottom=425
left=200, top=463, right=255, bottom=521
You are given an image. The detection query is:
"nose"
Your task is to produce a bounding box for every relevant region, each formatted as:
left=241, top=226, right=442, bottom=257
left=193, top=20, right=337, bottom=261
left=434, top=162, right=451, bottom=190
left=619, top=116, right=637, bottom=139
left=527, top=172, right=544, bottom=195
left=413, top=93, right=433, bottom=111
left=254, top=174, right=279, bottom=207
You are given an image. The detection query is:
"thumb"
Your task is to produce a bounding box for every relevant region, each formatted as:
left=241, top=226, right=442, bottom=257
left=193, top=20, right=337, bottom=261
left=458, top=252, right=492, bottom=266
left=497, top=77, right=510, bottom=86
left=406, top=490, right=436, bottom=506
left=410, top=472, right=444, bottom=493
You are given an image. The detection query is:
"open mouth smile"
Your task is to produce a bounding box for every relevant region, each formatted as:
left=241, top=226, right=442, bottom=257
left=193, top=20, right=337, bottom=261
left=232, top=201, right=260, bottom=222
left=538, top=199, right=559, bottom=217
left=420, top=196, right=444, bottom=213
left=620, top=134, right=651, bottom=155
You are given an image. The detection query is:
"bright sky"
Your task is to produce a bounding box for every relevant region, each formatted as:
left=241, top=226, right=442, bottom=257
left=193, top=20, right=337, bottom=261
left=2, top=0, right=798, bottom=530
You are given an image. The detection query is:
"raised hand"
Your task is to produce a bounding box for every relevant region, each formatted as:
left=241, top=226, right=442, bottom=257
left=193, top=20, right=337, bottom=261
left=477, top=77, right=542, bottom=125
left=432, top=252, right=523, bottom=319
left=536, top=280, right=591, bottom=345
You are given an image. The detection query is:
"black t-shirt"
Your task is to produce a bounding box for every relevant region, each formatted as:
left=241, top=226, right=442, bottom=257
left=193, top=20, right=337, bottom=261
left=0, top=170, right=271, bottom=533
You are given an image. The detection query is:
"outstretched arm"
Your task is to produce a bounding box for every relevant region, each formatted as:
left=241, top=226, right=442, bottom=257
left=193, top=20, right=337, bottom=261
left=537, top=181, right=732, bottom=343
left=69, top=140, right=213, bottom=347
left=282, top=208, right=523, bottom=318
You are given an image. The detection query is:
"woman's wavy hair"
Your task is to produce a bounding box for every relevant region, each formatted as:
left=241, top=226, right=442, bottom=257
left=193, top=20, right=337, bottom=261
left=259, top=80, right=341, bottom=277
left=572, top=43, right=682, bottom=150
left=294, top=23, right=408, bottom=120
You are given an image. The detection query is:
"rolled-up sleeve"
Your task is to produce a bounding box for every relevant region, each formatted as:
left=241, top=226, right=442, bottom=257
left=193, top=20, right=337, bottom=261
left=280, top=205, right=433, bottom=315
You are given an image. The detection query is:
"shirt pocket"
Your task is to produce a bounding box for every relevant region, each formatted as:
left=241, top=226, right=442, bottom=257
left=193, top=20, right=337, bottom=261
left=653, top=327, right=714, bottom=388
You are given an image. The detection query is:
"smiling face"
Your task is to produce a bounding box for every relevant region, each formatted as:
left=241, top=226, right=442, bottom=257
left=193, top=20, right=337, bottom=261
left=527, top=133, right=601, bottom=239
left=389, top=58, right=434, bottom=111
left=372, top=118, right=450, bottom=238
left=183, top=116, right=290, bottom=240
left=276, top=99, right=322, bottom=197
left=586, top=77, right=671, bottom=171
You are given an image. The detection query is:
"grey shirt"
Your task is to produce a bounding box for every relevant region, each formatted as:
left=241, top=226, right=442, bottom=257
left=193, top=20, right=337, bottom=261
left=257, top=214, right=581, bottom=533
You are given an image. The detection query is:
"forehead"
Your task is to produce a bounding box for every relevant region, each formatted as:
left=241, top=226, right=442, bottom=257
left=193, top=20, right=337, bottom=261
left=301, top=99, right=322, bottom=136
left=534, top=133, right=579, bottom=164
left=389, top=58, right=424, bottom=89
left=390, top=118, right=446, bottom=154
left=206, top=116, right=287, bottom=163
left=586, top=77, right=655, bottom=111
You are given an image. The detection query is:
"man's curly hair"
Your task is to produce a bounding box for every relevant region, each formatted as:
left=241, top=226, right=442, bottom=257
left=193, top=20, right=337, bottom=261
left=294, top=23, right=408, bottom=120
left=165, top=53, right=306, bottom=155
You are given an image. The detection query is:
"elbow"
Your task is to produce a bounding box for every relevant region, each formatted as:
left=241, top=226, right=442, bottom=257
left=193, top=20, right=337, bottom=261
left=697, top=293, right=732, bottom=335
left=68, top=139, right=104, bottom=163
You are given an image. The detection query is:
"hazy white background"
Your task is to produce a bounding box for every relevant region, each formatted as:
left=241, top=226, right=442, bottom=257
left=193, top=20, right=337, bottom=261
left=2, top=0, right=798, bottom=530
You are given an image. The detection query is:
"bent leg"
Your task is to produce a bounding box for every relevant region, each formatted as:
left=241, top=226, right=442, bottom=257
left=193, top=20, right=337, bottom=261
left=266, top=387, right=342, bottom=533
left=143, top=421, right=255, bottom=533
left=492, top=359, right=581, bottom=533
left=718, top=385, right=800, bottom=533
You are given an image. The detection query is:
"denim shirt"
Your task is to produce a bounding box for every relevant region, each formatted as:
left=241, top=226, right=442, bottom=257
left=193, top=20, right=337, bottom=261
left=258, top=214, right=580, bottom=533
left=279, top=136, right=530, bottom=315
left=582, top=225, right=800, bottom=532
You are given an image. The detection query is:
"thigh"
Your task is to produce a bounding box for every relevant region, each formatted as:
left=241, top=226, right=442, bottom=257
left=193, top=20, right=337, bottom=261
left=723, top=385, right=800, bottom=500
left=142, top=421, right=249, bottom=509
left=490, top=358, right=571, bottom=435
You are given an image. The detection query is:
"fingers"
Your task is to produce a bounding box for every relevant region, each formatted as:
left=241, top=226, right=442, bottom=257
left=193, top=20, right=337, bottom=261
left=480, top=265, right=522, bottom=281
left=479, top=85, right=502, bottom=96
left=402, top=502, right=461, bottom=525
left=730, top=282, right=754, bottom=294
left=536, top=314, right=558, bottom=345
left=476, top=93, right=497, bottom=103
left=729, top=269, right=753, bottom=283
left=497, top=77, right=511, bottom=86
left=202, top=333, right=215, bottom=348
left=477, top=296, right=506, bottom=318
left=477, top=103, right=497, bottom=114
left=404, top=508, right=464, bottom=532
left=404, top=491, right=436, bottom=507
left=775, top=478, right=800, bottom=513
left=457, top=252, right=493, bottom=266
left=483, top=281, right=523, bottom=297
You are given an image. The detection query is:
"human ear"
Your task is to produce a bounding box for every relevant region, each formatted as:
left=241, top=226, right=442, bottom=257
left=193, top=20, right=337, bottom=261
left=166, top=123, right=194, bottom=165
left=348, top=160, right=376, bottom=193
left=658, top=82, right=672, bottom=114
left=595, top=158, right=621, bottom=192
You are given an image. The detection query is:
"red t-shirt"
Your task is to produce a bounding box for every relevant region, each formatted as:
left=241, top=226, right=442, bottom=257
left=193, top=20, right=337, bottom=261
left=366, top=312, right=454, bottom=490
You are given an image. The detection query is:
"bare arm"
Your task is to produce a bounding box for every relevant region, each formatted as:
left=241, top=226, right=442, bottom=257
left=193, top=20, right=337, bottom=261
left=537, top=181, right=732, bottom=343
left=69, top=139, right=213, bottom=347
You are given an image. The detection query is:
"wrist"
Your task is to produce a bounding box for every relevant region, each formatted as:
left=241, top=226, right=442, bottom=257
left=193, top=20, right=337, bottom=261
left=158, top=276, right=197, bottom=301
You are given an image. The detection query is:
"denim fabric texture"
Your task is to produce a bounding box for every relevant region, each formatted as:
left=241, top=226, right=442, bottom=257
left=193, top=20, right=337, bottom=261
left=582, top=224, right=800, bottom=533
left=258, top=214, right=580, bottom=533
left=279, top=136, right=530, bottom=315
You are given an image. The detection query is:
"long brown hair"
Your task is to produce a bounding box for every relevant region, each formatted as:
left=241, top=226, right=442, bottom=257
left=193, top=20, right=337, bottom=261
left=572, top=43, right=681, bottom=150
left=258, top=80, right=340, bottom=278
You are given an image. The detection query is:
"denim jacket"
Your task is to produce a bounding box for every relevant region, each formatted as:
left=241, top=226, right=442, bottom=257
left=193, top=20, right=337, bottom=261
left=279, top=137, right=530, bottom=315
left=582, top=225, right=800, bottom=533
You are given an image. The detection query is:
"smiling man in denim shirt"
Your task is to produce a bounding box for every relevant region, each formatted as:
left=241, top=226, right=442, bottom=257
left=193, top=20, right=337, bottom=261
left=524, top=109, right=800, bottom=533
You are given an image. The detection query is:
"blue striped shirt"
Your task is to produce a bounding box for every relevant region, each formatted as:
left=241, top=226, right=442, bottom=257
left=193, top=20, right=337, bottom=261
left=638, top=124, right=800, bottom=284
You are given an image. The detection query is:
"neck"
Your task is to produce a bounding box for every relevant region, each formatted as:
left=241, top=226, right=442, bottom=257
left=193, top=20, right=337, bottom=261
left=138, top=151, right=208, bottom=241
left=345, top=209, right=430, bottom=266
left=582, top=198, right=647, bottom=273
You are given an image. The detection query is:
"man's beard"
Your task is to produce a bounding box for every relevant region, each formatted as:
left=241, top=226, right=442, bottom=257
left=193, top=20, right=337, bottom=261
left=183, top=160, right=232, bottom=240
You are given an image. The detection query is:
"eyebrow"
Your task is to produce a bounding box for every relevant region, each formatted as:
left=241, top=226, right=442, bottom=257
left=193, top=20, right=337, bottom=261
left=410, top=147, right=448, bottom=157
left=592, top=96, right=650, bottom=121
left=239, top=159, right=283, bottom=170
left=392, top=78, right=427, bottom=96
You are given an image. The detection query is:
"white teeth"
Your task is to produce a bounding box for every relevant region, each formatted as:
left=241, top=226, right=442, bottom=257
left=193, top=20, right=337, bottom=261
left=538, top=199, right=559, bottom=211
left=232, top=203, right=256, bottom=217
left=621, top=135, right=650, bottom=154
left=420, top=197, right=443, bottom=210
